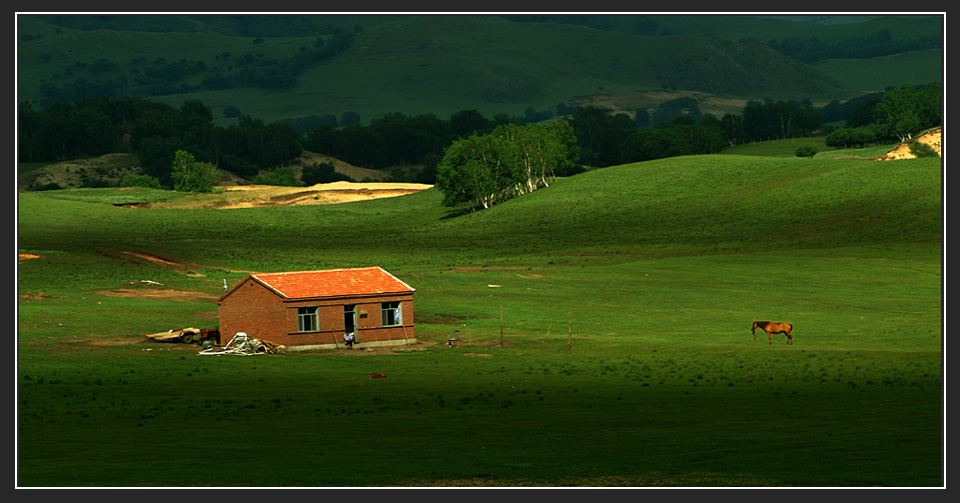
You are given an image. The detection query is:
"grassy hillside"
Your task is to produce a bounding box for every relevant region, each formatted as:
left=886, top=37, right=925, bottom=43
left=811, top=48, right=943, bottom=92
left=17, top=154, right=943, bottom=487
left=18, top=155, right=940, bottom=270
left=18, top=14, right=855, bottom=125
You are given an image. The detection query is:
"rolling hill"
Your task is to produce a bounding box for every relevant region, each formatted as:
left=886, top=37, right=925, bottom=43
left=17, top=14, right=889, bottom=125
left=16, top=150, right=943, bottom=487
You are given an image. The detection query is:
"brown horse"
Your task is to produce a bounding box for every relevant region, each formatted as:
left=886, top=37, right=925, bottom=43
left=752, top=318, right=793, bottom=345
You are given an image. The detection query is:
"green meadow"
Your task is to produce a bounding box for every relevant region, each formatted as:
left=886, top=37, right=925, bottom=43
left=17, top=154, right=943, bottom=487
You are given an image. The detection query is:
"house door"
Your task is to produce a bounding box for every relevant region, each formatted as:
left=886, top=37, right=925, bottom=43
left=344, top=305, right=358, bottom=340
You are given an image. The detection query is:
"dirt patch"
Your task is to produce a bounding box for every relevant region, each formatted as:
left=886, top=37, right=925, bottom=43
left=19, top=291, right=64, bottom=301
left=302, top=340, right=438, bottom=356
left=94, top=288, right=219, bottom=303
left=19, top=253, right=42, bottom=263
left=98, top=248, right=209, bottom=276
left=124, top=181, right=431, bottom=210
left=877, top=128, right=942, bottom=160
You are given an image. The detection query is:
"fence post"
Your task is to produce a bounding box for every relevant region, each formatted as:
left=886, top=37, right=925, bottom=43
left=500, top=305, right=504, bottom=347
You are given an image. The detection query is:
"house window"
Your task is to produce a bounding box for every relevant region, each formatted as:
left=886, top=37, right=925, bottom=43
left=298, top=306, right=319, bottom=332
left=381, top=301, right=402, bottom=327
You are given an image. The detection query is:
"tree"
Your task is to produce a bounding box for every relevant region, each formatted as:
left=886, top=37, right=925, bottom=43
left=449, top=109, right=491, bottom=137
left=569, top=106, right=638, bottom=167
left=171, top=149, right=220, bottom=192
left=875, top=85, right=922, bottom=142
left=435, top=121, right=579, bottom=211
left=435, top=133, right=507, bottom=210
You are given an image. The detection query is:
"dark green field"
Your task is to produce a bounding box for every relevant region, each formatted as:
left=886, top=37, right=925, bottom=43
left=16, top=152, right=942, bottom=487
left=19, top=14, right=942, bottom=125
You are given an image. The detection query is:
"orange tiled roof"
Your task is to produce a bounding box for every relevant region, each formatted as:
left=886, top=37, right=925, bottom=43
left=251, top=267, right=414, bottom=299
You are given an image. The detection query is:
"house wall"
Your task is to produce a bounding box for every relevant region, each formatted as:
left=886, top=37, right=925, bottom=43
left=218, top=280, right=414, bottom=348
left=217, top=278, right=286, bottom=346
left=281, top=293, right=414, bottom=347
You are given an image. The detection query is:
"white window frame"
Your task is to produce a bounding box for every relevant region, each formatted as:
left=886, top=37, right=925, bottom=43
left=381, top=301, right=402, bottom=327
left=297, top=306, right=319, bottom=332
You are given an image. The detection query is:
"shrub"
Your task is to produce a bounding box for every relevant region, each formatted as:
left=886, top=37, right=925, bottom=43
left=795, top=145, right=818, bottom=158
left=253, top=166, right=299, bottom=186
left=120, top=174, right=162, bottom=189
left=171, top=150, right=220, bottom=193
left=33, top=182, right=62, bottom=191
left=222, top=105, right=241, bottom=119
left=909, top=142, right=938, bottom=158
left=301, top=162, right=354, bottom=185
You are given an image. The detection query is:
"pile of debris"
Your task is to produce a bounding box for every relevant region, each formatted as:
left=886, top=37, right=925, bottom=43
left=145, top=327, right=219, bottom=345
left=199, top=332, right=284, bottom=356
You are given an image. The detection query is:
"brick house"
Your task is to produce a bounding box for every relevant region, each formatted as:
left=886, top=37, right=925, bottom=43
left=217, top=267, right=415, bottom=351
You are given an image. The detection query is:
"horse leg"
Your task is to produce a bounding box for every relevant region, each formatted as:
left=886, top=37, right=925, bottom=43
left=786, top=330, right=793, bottom=345
left=767, top=330, right=773, bottom=345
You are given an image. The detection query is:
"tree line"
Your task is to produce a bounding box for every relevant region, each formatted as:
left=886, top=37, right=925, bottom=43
left=19, top=82, right=940, bottom=192
left=824, top=83, right=941, bottom=148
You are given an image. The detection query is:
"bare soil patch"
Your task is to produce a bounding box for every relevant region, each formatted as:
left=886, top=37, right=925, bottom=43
left=19, top=291, right=64, bottom=301
left=98, top=248, right=209, bottom=276
left=95, top=288, right=219, bottom=303
left=877, top=128, right=942, bottom=160
left=126, top=181, right=431, bottom=210
left=19, top=253, right=42, bottom=263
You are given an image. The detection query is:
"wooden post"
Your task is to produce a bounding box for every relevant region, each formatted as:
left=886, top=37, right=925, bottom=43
left=499, top=305, right=504, bottom=347
left=567, top=312, right=572, bottom=351
left=332, top=331, right=340, bottom=349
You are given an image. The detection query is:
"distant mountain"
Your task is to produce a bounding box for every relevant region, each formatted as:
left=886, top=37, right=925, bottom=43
left=17, top=14, right=939, bottom=125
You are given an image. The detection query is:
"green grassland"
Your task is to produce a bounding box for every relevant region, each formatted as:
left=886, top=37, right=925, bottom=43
left=810, top=48, right=943, bottom=93
left=19, top=15, right=867, bottom=125
left=17, top=154, right=942, bottom=487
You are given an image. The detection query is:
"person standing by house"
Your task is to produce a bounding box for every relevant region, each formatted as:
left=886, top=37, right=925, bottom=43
left=344, top=332, right=355, bottom=349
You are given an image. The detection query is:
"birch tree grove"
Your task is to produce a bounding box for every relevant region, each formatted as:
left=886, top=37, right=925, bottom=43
left=435, top=121, right=580, bottom=211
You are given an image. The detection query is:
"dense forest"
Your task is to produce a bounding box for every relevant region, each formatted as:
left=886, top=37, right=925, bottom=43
left=18, top=80, right=941, bottom=191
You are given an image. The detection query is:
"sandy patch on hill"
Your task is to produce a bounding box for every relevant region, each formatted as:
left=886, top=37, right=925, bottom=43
left=23, top=153, right=141, bottom=191
left=126, top=181, right=432, bottom=209
left=876, top=128, right=942, bottom=160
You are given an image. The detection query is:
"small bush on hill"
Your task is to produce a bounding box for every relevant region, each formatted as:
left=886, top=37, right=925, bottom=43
left=301, top=162, right=355, bottom=185
left=253, top=166, right=299, bottom=186
left=171, top=149, right=220, bottom=193
left=33, top=182, right=62, bottom=191
left=120, top=174, right=162, bottom=189
left=909, top=142, right=938, bottom=158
